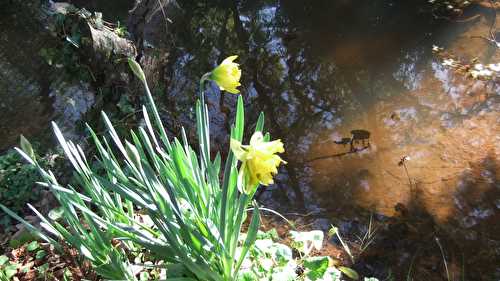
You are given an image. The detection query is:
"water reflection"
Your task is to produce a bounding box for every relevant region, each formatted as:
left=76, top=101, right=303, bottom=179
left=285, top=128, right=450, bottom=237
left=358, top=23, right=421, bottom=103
left=157, top=0, right=500, bottom=278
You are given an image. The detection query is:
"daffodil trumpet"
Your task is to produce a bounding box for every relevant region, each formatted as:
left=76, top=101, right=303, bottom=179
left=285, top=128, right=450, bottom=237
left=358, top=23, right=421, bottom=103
left=230, top=131, right=286, bottom=194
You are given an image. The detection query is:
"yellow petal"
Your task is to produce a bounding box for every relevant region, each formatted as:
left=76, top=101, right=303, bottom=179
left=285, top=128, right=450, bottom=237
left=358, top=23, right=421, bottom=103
left=221, top=55, right=238, bottom=65
left=249, top=131, right=264, bottom=146
left=230, top=138, right=247, bottom=160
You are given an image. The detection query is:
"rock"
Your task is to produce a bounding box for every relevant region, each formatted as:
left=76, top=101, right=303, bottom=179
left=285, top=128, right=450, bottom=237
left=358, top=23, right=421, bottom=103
left=0, top=1, right=141, bottom=151
left=0, top=1, right=56, bottom=151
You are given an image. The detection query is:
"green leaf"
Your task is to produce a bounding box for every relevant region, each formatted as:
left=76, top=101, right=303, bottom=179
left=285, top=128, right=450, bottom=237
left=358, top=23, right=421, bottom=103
left=79, top=245, right=95, bottom=261
left=35, top=250, right=47, bottom=260
left=8, top=230, right=36, bottom=249
left=4, top=263, right=19, bottom=279
left=36, top=263, right=49, bottom=275
left=271, top=267, right=296, bottom=281
left=128, top=58, right=146, bottom=84
left=290, top=230, right=324, bottom=255
left=165, top=263, right=190, bottom=278
left=339, top=266, right=359, bottom=280
left=273, top=243, right=293, bottom=265
left=256, top=228, right=278, bottom=241
left=235, top=204, right=260, bottom=273
left=139, top=271, right=150, bottom=281
left=48, top=207, right=65, bottom=221
left=19, top=135, right=35, bottom=160
left=234, top=95, right=245, bottom=141
left=254, top=239, right=274, bottom=254
left=237, top=270, right=259, bottom=281
left=0, top=255, right=9, bottom=266
left=304, top=256, right=330, bottom=280
left=26, top=241, right=39, bottom=251
left=325, top=267, right=342, bottom=280
left=65, top=36, right=80, bottom=48
left=62, top=268, right=72, bottom=281
left=255, top=112, right=265, bottom=133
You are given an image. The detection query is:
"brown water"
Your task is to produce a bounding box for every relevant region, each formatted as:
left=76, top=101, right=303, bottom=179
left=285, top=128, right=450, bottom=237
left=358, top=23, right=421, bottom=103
left=1, top=0, right=499, bottom=279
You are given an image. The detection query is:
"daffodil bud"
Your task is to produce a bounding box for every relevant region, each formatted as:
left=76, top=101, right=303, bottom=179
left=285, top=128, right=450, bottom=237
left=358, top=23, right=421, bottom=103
left=210, top=55, right=242, bottom=94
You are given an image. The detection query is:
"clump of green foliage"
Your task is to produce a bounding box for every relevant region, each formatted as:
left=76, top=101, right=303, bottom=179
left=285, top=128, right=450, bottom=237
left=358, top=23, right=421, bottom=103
left=2, top=58, right=272, bottom=281
left=0, top=254, right=19, bottom=281
left=0, top=149, right=44, bottom=229
left=1, top=58, right=380, bottom=281
left=240, top=229, right=377, bottom=281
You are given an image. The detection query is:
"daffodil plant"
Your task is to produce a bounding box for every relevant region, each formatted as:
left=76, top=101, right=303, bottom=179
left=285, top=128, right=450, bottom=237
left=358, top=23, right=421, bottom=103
left=1, top=56, right=286, bottom=281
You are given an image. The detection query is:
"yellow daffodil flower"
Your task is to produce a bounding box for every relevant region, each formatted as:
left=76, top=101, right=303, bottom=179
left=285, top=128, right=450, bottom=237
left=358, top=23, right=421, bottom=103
left=230, top=131, right=286, bottom=194
left=210, top=55, right=242, bottom=94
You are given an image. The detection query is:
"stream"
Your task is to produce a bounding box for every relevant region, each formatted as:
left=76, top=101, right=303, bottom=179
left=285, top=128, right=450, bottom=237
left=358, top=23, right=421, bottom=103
left=1, top=0, right=499, bottom=280
left=159, top=1, right=500, bottom=279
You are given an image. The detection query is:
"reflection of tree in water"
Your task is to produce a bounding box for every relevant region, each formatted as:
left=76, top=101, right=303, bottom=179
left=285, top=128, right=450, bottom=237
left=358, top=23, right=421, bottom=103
left=161, top=0, right=443, bottom=210
left=157, top=0, right=500, bottom=279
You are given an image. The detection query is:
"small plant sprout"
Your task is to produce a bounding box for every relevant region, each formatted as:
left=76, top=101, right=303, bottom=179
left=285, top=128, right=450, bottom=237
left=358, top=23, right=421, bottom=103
left=328, top=226, right=355, bottom=264
left=353, top=214, right=379, bottom=256
left=399, top=155, right=413, bottom=192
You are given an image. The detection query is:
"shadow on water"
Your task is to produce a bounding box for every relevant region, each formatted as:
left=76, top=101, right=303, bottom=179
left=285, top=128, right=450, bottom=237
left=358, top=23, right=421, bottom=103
left=355, top=150, right=500, bottom=280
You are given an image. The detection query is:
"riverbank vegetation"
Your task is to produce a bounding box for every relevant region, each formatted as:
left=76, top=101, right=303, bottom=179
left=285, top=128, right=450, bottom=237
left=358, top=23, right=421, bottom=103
left=0, top=57, right=377, bottom=280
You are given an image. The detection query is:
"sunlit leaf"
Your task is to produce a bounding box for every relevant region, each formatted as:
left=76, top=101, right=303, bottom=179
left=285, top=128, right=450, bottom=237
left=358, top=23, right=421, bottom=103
left=339, top=266, right=359, bottom=280
left=0, top=255, right=9, bottom=266
left=19, top=135, right=35, bottom=160
left=26, top=241, right=39, bottom=251
left=128, top=58, right=146, bottom=84
left=48, top=207, right=65, bottom=221
left=304, top=256, right=330, bottom=280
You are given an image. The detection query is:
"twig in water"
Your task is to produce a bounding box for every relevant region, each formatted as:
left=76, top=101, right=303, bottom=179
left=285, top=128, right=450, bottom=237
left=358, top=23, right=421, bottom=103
left=469, top=0, right=500, bottom=48
left=398, top=155, right=413, bottom=194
